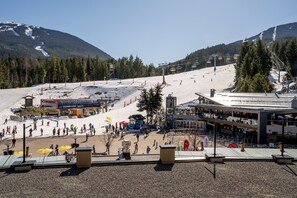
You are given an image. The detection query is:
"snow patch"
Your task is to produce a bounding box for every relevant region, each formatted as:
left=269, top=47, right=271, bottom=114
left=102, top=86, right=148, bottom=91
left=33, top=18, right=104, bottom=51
left=3, top=21, right=22, bottom=26
left=272, top=26, right=277, bottom=41
left=35, top=46, right=50, bottom=57
left=259, top=31, right=263, bottom=40
left=25, top=26, right=35, bottom=40
left=0, top=27, right=20, bottom=36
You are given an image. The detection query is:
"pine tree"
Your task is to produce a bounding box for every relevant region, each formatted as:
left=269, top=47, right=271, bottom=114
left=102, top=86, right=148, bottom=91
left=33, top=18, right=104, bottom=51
left=147, top=88, right=155, bottom=123
left=137, top=84, right=163, bottom=124
left=50, top=54, right=58, bottom=83
left=236, top=40, right=273, bottom=92
left=250, top=73, right=273, bottom=92
left=153, top=83, right=163, bottom=113
left=285, top=39, right=297, bottom=77
left=137, top=89, right=149, bottom=122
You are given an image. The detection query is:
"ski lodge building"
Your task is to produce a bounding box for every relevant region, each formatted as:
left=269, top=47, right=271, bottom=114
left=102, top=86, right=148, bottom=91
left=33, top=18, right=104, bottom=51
left=167, top=92, right=297, bottom=144
left=40, top=99, right=103, bottom=117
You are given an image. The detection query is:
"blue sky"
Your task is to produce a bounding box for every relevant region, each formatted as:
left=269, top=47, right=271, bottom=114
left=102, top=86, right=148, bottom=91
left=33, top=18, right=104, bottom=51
left=1, top=0, right=297, bottom=65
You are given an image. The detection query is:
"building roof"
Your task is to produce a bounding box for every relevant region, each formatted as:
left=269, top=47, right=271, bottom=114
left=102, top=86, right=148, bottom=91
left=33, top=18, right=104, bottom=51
left=22, top=95, right=35, bottom=99
left=195, top=92, right=297, bottom=110
left=0, top=162, right=296, bottom=197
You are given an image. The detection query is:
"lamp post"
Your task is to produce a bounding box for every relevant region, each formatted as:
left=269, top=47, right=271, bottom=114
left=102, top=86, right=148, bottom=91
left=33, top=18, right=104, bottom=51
left=280, top=116, right=285, bottom=157
left=23, top=124, right=31, bottom=163
left=272, top=115, right=293, bottom=163
left=23, top=124, right=25, bottom=163
left=205, top=122, right=225, bottom=163
left=276, top=115, right=286, bottom=156
left=214, top=123, right=217, bottom=157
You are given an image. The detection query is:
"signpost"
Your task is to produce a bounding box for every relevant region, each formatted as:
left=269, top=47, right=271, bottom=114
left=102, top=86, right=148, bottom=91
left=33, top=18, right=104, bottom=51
left=272, top=116, right=293, bottom=164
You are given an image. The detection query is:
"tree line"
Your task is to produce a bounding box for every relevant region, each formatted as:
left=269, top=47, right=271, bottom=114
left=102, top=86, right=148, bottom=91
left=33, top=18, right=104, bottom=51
left=0, top=55, right=161, bottom=89
left=270, top=38, right=297, bottom=78
left=137, top=83, right=163, bottom=124
left=235, top=40, right=273, bottom=92
left=166, top=43, right=239, bottom=74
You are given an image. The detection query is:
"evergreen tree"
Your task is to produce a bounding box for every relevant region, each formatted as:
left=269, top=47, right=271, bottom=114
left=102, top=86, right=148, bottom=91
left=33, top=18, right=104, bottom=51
left=147, top=88, right=155, bottom=123
left=0, top=55, right=160, bottom=88
left=40, top=67, right=47, bottom=84
left=86, top=56, right=94, bottom=80
left=50, top=54, right=58, bottom=83
left=250, top=73, right=273, bottom=92
left=137, top=88, right=149, bottom=122
left=79, top=59, right=86, bottom=82
left=285, top=39, right=297, bottom=77
left=239, top=77, right=251, bottom=92
left=137, top=84, right=163, bottom=124
left=153, top=83, right=163, bottom=113
left=235, top=40, right=273, bottom=92
left=60, top=59, right=68, bottom=83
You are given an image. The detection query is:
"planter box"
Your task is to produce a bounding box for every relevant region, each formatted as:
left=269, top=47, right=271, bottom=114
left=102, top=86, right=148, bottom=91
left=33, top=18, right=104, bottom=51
left=205, top=153, right=225, bottom=163
left=123, top=152, right=131, bottom=160
left=272, top=154, right=294, bottom=164
left=11, top=160, right=36, bottom=172
left=159, top=145, right=176, bottom=164
left=76, top=147, right=92, bottom=168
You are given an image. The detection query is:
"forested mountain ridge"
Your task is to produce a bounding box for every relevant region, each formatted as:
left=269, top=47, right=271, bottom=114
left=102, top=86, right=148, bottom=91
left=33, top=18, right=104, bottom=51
left=0, top=55, right=161, bottom=89
left=169, top=22, right=297, bottom=71
left=0, top=22, right=111, bottom=59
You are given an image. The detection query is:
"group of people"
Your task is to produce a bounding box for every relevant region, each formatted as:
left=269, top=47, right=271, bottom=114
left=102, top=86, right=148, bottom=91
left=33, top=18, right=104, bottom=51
left=49, top=144, right=60, bottom=156
left=1, top=123, right=18, bottom=141
left=132, top=132, right=153, bottom=154
left=1, top=117, right=157, bottom=157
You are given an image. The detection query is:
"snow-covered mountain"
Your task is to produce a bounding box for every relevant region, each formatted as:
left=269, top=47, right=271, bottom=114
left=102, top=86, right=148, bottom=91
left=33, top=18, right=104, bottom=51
left=244, top=22, right=297, bottom=43
left=182, top=22, right=297, bottom=69
left=0, top=22, right=111, bottom=59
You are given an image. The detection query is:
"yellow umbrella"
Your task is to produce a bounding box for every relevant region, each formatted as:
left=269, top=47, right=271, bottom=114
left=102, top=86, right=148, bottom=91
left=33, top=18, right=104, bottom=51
left=37, top=148, right=53, bottom=154
left=14, top=151, right=23, bottom=155
left=37, top=148, right=53, bottom=164
left=58, top=145, right=72, bottom=151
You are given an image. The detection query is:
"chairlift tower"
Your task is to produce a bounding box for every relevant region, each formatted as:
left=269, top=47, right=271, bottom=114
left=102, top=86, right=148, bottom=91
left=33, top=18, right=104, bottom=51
left=212, top=54, right=218, bottom=72
left=159, top=62, right=168, bottom=84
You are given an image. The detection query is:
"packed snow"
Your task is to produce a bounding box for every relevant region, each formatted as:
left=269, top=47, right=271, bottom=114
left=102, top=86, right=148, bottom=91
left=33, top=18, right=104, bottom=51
left=35, top=46, right=50, bottom=57
left=272, top=26, right=277, bottom=41
left=3, top=21, right=22, bottom=26
left=259, top=31, right=263, bottom=40
left=0, top=64, right=235, bottom=140
left=25, top=26, right=35, bottom=40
